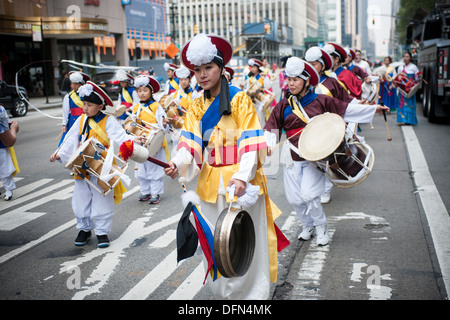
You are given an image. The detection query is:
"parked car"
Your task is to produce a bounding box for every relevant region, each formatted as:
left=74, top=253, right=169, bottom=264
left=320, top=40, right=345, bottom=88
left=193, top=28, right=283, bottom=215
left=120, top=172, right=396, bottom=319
left=92, top=70, right=139, bottom=100
left=0, top=80, right=28, bottom=117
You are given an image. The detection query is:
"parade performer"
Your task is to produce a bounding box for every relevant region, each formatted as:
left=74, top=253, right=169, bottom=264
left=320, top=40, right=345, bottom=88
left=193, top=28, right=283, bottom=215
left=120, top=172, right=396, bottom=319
left=49, top=81, right=145, bottom=248
left=344, top=48, right=370, bottom=81
left=264, top=57, right=389, bottom=246
left=132, top=75, right=169, bottom=204
left=354, top=49, right=373, bottom=76
left=305, top=46, right=355, bottom=104
left=246, top=58, right=274, bottom=126
left=163, top=63, right=180, bottom=96
left=396, top=52, right=420, bottom=126
left=323, top=43, right=363, bottom=100
left=164, top=33, right=288, bottom=300
left=59, top=71, right=90, bottom=146
left=168, top=65, right=194, bottom=157
left=379, top=56, right=398, bottom=112
left=116, top=70, right=139, bottom=123
left=0, top=104, right=20, bottom=201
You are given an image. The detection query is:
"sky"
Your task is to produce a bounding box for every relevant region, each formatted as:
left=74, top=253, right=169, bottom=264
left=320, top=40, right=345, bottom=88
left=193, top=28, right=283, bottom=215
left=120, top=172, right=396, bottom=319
left=367, top=0, right=394, bottom=58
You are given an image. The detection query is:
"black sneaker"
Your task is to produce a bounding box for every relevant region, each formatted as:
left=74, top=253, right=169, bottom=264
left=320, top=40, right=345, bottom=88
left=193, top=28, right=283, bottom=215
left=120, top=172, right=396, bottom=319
left=97, top=235, right=110, bottom=248
left=138, top=194, right=151, bottom=201
left=149, top=195, right=160, bottom=204
left=74, top=230, right=91, bottom=246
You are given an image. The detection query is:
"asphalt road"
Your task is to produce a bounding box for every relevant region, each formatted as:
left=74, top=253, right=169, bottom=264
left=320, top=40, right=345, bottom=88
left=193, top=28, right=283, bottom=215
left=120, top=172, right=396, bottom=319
left=0, top=101, right=449, bottom=303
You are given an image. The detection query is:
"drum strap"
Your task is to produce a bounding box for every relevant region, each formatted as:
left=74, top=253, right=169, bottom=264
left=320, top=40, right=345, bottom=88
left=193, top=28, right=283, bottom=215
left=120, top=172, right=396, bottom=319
left=70, top=91, right=83, bottom=108
left=288, top=96, right=310, bottom=124
left=87, top=118, right=110, bottom=146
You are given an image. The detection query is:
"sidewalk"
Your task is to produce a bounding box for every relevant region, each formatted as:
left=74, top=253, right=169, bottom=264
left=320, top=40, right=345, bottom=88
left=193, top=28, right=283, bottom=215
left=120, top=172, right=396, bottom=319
left=28, top=95, right=63, bottom=111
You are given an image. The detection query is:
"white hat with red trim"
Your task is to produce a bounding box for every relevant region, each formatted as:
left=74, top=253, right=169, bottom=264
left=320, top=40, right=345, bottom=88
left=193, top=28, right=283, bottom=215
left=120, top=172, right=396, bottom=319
left=77, top=81, right=113, bottom=108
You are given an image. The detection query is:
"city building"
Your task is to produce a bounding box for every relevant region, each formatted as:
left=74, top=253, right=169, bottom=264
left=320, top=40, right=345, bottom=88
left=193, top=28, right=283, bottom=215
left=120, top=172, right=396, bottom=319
left=166, top=0, right=318, bottom=63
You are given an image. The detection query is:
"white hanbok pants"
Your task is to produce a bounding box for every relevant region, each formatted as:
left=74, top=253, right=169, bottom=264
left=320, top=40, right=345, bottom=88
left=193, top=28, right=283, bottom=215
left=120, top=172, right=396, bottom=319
left=72, top=176, right=114, bottom=235
left=134, top=148, right=165, bottom=195
left=0, top=148, right=16, bottom=192
left=283, top=160, right=327, bottom=227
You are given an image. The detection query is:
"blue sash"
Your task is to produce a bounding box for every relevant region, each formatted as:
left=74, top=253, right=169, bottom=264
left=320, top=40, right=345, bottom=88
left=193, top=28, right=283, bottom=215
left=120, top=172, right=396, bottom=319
left=320, top=74, right=328, bottom=83
left=283, top=90, right=318, bottom=122
left=200, top=85, right=241, bottom=148
left=334, top=67, right=344, bottom=77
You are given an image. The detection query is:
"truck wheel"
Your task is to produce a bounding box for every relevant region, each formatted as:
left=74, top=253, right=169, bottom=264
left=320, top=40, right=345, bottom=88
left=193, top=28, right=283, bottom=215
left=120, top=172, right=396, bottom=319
left=10, top=98, right=28, bottom=117
left=422, top=81, right=429, bottom=117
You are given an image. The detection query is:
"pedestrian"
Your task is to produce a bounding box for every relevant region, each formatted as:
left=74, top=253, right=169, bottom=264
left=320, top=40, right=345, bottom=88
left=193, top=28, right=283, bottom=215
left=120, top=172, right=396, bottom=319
left=380, top=56, right=398, bottom=113
left=132, top=75, right=169, bottom=204
left=264, top=57, right=389, bottom=246
left=164, top=33, right=287, bottom=300
left=0, top=103, right=20, bottom=201
left=58, top=70, right=71, bottom=100
left=116, top=70, right=139, bottom=123
left=49, top=81, right=146, bottom=248
left=396, top=52, right=420, bottom=126
left=59, top=72, right=90, bottom=147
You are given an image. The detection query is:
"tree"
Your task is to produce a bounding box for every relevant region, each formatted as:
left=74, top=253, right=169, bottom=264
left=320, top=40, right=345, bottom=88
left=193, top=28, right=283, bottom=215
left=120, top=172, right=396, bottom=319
left=395, top=0, right=435, bottom=43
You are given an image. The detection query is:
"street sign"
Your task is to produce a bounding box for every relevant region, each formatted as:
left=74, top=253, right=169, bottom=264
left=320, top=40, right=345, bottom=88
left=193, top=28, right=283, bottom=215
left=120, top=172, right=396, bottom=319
left=166, top=43, right=179, bottom=59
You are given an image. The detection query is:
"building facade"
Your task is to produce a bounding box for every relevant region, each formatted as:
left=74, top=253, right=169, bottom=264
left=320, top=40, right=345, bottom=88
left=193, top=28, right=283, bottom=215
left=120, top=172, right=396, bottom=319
left=167, top=0, right=318, bottom=62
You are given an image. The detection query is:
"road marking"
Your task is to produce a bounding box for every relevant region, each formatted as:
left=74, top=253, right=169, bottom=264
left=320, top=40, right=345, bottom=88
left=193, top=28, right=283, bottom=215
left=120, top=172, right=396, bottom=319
left=0, top=185, right=73, bottom=231
left=167, top=262, right=205, bottom=300
left=121, top=249, right=181, bottom=300
left=402, top=125, right=450, bottom=297
left=0, top=219, right=76, bottom=265
left=0, top=179, right=73, bottom=212
left=148, top=229, right=176, bottom=248
left=58, top=211, right=179, bottom=300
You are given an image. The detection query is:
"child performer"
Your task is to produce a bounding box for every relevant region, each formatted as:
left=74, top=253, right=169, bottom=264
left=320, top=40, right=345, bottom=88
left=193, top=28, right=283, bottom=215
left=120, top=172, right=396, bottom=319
left=264, top=57, right=389, bottom=246
left=116, top=70, right=139, bottom=123
left=163, top=63, right=180, bottom=96
left=165, top=34, right=287, bottom=300
left=132, top=75, right=169, bottom=204
left=0, top=104, right=20, bottom=201
left=168, top=65, right=194, bottom=157
left=59, top=71, right=90, bottom=146
left=50, top=81, right=146, bottom=248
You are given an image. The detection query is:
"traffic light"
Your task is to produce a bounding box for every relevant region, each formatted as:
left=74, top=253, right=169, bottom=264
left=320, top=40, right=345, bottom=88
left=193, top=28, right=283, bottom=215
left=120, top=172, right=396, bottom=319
left=194, top=24, right=199, bottom=35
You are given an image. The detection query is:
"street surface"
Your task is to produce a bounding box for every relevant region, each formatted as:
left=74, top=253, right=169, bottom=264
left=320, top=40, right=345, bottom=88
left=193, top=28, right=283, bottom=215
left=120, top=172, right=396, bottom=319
left=0, top=101, right=449, bottom=302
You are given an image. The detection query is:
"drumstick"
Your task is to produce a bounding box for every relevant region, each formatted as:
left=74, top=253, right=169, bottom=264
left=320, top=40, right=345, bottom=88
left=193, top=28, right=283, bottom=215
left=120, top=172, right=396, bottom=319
left=55, top=130, right=64, bottom=142
left=271, top=128, right=303, bottom=151
left=146, top=156, right=170, bottom=168
left=382, top=109, right=392, bottom=141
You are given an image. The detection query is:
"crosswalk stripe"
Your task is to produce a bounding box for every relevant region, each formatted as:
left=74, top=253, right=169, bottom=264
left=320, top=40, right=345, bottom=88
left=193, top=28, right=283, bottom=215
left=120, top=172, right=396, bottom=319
left=167, top=262, right=205, bottom=300
left=0, top=185, right=73, bottom=231
left=0, top=179, right=73, bottom=212
left=0, top=219, right=76, bottom=265
left=1, top=178, right=53, bottom=203
left=121, top=249, right=181, bottom=300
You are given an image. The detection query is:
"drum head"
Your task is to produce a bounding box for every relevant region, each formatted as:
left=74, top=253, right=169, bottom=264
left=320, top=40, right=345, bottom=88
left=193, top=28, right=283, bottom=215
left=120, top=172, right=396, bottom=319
left=146, top=130, right=165, bottom=157
left=299, top=113, right=346, bottom=162
left=65, top=137, right=95, bottom=171
left=214, top=207, right=255, bottom=278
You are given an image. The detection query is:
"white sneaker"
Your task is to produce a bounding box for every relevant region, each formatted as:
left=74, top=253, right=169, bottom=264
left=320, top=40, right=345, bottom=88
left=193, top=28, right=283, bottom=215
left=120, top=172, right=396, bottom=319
left=4, top=190, right=13, bottom=201
left=298, top=225, right=315, bottom=241
left=320, top=193, right=331, bottom=204
left=315, top=224, right=329, bottom=246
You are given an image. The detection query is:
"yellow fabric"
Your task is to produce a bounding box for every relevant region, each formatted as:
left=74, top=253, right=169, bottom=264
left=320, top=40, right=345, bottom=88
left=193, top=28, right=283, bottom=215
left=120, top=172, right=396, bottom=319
left=170, top=79, right=179, bottom=91
left=317, top=83, right=333, bottom=97
left=8, top=147, right=20, bottom=176
left=288, top=96, right=309, bottom=124
left=70, top=90, right=84, bottom=108
left=122, top=88, right=133, bottom=104
left=77, top=114, right=126, bottom=204
left=182, top=91, right=281, bottom=282
left=133, top=101, right=169, bottom=161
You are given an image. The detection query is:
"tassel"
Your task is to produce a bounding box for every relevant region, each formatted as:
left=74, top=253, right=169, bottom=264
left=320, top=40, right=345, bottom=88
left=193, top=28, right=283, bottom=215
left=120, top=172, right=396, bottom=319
left=118, top=140, right=134, bottom=161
